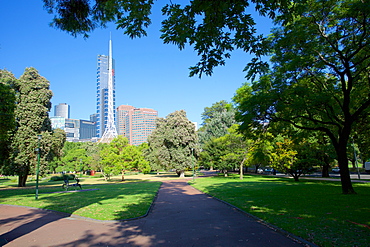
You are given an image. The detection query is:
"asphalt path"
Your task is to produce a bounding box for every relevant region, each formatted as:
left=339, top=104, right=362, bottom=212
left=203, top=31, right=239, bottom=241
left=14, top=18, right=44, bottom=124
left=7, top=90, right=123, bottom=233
left=0, top=175, right=313, bottom=247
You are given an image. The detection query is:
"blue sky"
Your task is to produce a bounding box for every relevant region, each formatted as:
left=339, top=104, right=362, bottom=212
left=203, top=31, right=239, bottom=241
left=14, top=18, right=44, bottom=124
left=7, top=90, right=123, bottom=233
left=1, top=0, right=271, bottom=126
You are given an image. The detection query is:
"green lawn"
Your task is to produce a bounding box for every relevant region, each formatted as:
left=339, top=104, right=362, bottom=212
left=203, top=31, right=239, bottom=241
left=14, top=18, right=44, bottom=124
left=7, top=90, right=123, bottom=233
left=0, top=179, right=161, bottom=221
left=189, top=174, right=370, bottom=247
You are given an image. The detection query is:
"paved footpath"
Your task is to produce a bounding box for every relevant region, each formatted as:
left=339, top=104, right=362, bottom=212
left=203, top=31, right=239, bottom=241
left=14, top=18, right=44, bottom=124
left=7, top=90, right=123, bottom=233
left=0, top=178, right=312, bottom=247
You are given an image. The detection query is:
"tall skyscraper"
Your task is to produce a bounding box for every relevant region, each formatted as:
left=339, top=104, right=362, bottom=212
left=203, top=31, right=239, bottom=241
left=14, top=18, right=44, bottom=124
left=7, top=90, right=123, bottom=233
left=55, top=103, right=70, bottom=119
left=96, top=37, right=117, bottom=142
left=117, top=105, right=158, bottom=145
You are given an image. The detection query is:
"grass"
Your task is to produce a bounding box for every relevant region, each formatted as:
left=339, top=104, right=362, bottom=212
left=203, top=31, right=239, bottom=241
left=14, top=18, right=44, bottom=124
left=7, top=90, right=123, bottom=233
left=0, top=171, right=197, bottom=220
left=0, top=175, right=162, bottom=221
left=189, top=174, right=370, bottom=247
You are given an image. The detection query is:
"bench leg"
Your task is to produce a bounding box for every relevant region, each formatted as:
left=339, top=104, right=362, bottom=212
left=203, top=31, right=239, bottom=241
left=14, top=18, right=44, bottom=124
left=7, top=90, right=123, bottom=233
left=62, top=184, right=68, bottom=191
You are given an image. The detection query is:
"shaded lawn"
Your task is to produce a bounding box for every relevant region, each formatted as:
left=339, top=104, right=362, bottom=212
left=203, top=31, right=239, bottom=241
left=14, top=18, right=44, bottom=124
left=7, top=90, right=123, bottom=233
left=0, top=181, right=161, bottom=221
left=189, top=174, right=370, bottom=247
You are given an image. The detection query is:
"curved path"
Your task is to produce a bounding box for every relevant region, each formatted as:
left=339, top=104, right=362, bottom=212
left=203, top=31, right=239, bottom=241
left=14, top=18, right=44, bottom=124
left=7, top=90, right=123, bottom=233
left=0, top=176, right=310, bottom=247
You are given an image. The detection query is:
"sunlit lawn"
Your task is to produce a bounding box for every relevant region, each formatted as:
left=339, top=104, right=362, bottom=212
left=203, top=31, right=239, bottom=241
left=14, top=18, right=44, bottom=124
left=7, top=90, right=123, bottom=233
left=0, top=175, right=162, bottom=221
left=189, top=174, right=370, bottom=247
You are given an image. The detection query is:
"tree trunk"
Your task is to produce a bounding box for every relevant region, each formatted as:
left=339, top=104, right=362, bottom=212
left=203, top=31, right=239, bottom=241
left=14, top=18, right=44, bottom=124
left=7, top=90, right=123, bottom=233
left=322, top=163, right=330, bottom=177
left=289, top=171, right=299, bottom=182
left=121, top=170, right=125, bottom=181
left=18, top=174, right=28, bottom=187
left=240, top=157, right=246, bottom=180
left=177, top=170, right=185, bottom=177
left=336, top=141, right=356, bottom=194
left=18, top=166, right=29, bottom=187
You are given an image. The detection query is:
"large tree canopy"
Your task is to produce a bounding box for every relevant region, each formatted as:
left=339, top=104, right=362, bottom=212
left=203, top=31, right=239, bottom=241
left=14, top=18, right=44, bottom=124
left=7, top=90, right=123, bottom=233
left=0, top=70, right=16, bottom=168
left=198, top=108, right=237, bottom=146
left=146, top=110, right=198, bottom=177
left=43, top=0, right=288, bottom=77
left=234, top=0, right=370, bottom=194
left=8, top=68, right=54, bottom=187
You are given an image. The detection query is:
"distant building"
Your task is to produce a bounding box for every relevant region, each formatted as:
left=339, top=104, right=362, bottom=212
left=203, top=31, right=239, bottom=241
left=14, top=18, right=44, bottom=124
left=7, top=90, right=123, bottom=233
left=80, top=120, right=97, bottom=140
left=90, top=113, right=98, bottom=122
left=192, top=122, right=198, bottom=130
left=50, top=117, right=96, bottom=142
left=64, top=119, right=80, bottom=141
left=55, top=103, right=70, bottom=119
left=116, top=105, right=158, bottom=145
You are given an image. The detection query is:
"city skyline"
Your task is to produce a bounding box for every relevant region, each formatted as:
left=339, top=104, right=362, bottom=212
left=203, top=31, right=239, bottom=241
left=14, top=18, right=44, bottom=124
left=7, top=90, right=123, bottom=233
left=1, top=1, right=272, bottom=126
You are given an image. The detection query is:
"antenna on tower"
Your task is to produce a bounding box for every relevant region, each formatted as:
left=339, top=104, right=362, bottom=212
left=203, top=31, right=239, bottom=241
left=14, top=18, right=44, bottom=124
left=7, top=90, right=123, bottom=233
left=100, top=34, right=118, bottom=143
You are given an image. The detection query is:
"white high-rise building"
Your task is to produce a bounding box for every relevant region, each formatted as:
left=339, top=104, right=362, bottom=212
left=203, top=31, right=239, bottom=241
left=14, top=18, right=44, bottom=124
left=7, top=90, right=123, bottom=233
left=98, top=36, right=118, bottom=143
left=54, top=103, right=70, bottom=119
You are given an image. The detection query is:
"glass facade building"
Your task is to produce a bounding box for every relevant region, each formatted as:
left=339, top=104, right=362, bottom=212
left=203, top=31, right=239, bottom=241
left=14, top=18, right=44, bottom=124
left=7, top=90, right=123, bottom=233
left=96, top=55, right=116, bottom=138
left=116, top=105, right=158, bottom=145
left=50, top=117, right=96, bottom=142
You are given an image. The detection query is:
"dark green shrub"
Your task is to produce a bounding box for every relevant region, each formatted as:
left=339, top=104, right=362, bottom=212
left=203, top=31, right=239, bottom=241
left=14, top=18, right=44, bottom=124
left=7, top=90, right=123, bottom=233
left=49, top=174, right=75, bottom=181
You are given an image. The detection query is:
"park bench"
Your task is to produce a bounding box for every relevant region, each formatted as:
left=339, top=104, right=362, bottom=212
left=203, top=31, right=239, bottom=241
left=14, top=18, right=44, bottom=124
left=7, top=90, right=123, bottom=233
left=62, top=176, right=82, bottom=190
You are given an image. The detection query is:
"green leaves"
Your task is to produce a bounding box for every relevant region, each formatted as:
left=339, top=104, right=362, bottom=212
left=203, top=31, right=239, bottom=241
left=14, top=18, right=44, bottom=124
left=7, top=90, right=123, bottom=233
left=44, top=0, right=153, bottom=38
left=161, top=0, right=260, bottom=77
left=43, top=0, right=274, bottom=77
left=100, top=136, right=149, bottom=179
left=6, top=68, right=54, bottom=186
left=235, top=0, right=370, bottom=193
left=145, top=110, right=198, bottom=176
left=0, top=70, right=16, bottom=164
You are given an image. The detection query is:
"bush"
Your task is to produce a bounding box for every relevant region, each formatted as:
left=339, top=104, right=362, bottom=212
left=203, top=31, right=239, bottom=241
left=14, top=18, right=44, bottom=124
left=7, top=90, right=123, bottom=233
left=49, top=174, right=76, bottom=181
left=93, top=173, right=104, bottom=178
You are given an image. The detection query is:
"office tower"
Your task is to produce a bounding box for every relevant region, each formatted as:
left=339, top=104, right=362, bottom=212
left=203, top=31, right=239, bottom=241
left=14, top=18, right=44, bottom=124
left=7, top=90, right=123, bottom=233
left=96, top=37, right=118, bottom=142
left=50, top=117, right=96, bottom=142
left=55, top=103, right=70, bottom=119
left=117, top=105, right=158, bottom=146
left=90, top=113, right=98, bottom=123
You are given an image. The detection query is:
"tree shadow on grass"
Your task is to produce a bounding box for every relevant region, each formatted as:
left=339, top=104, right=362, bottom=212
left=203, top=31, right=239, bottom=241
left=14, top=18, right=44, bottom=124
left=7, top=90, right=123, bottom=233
left=191, top=176, right=370, bottom=246
left=0, top=181, right=161, bottom=244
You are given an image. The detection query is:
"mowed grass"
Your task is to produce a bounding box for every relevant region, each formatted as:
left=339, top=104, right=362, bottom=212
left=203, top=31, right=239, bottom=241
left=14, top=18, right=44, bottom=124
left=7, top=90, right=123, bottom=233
left=0, top=180, right=161, bottom=221
left=189, top=174, right=370, bottom=247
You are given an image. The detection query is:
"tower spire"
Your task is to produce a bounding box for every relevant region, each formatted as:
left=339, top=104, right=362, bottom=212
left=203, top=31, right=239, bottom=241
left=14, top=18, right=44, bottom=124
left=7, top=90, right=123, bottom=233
left=100, top=34, right=118, bottom=143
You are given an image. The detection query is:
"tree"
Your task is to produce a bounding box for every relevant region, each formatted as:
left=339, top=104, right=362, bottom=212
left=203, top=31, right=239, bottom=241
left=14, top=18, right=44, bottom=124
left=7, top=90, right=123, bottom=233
left=198, top=101, right=237, bottom=163
left=43, top=0, right=287, bottom=77
left=352, top=114, right=370, bottom=167
left=82, top=141, right=104, bottom=172
left=8, top=68, right=53, bottom=187
left=136, top=142, right=151, bottom=174
left=269, top=138, right=299, bottom=181
left=0, top=70, right=16, bottom=170
left=144, top=118, right=167, bottom=174
left=61, top=146, right=90, bottom=172
left=235, top=0, right=370, bottom=194
left=100, top=136, right=144, bottom=180
left=218, top=125, right=252, bottom=179
left=146, top=110, right=198, bottom=177
left=247, top=133, right=274, bottom=174
left=200, top=125, right=252, bottom=178
left=200, top=136, right=228, bottom=174
left=198, top=110, right=237, bottom=145
left=47, top=128, right=66, bottom=173
left=200, top=100, right=233, bottom=125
